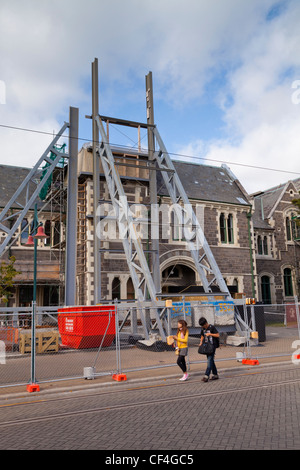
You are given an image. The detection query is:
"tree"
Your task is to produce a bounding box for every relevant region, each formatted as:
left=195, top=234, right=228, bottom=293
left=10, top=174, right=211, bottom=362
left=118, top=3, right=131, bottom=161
left=0, top=256, right=20, bottom=305
left=292, top=191, right=300, bottom=214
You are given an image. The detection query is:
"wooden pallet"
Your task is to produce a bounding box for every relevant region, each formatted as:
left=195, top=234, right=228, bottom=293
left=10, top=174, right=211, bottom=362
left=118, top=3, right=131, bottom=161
left=19, top=330, right=59, bottom=354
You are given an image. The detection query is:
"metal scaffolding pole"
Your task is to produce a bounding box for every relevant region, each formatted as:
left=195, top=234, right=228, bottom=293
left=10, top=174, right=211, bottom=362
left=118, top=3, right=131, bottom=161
left=92, top=58, right=101, bottom=304
left=65, top=106, right=79, bottom=305
left=146, top=72, right=161, bottom=295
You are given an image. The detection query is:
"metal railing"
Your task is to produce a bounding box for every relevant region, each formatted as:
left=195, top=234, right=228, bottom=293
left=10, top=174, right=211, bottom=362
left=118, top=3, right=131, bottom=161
left=0, top=300, right=299, bottom=389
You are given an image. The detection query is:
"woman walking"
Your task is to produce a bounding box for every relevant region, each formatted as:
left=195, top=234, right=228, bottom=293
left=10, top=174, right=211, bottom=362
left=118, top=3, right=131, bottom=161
left=173, top=319, right=189, bottom=381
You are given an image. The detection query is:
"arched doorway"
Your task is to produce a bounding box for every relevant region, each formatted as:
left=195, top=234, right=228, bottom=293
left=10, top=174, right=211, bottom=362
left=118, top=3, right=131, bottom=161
left=161, top=264, right=196, bottom=294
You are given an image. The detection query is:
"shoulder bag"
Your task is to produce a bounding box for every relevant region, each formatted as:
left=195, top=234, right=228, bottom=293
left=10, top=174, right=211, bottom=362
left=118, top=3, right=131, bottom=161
left=198, top=341, right=215, bottom=355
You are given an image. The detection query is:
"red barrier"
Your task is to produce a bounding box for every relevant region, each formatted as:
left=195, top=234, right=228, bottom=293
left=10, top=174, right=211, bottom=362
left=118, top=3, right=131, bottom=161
left=58, top=305, right=116, bottom=349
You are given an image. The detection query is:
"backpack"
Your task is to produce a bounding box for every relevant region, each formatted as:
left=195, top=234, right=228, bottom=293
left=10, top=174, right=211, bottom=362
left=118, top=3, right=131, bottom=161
left=208, top=324, right=219, bottom=348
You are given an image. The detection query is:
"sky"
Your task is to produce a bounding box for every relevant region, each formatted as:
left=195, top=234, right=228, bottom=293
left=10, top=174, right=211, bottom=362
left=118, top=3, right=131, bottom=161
left=0, top=0, right=300, bottom=195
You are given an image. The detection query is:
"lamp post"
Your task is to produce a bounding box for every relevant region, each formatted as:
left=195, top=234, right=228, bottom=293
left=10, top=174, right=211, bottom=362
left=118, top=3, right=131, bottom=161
left=25, top=203, right=48, bottom=392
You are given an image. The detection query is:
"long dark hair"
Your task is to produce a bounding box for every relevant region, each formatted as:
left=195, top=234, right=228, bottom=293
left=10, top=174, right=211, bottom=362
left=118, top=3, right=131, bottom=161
left=177, top=319, right=188, bottom=336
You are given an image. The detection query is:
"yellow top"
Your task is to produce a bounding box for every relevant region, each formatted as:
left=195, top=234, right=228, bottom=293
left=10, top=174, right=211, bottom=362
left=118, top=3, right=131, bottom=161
left=177, top=331, right=188, bottom=349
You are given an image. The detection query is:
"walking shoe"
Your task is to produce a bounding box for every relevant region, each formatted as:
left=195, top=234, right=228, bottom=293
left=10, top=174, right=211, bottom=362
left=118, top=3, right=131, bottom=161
left=210, top=375, right=219, bottom=381
left=180, top=373, right=188, bottom=381
left=201, top=376, right=208, bottom=382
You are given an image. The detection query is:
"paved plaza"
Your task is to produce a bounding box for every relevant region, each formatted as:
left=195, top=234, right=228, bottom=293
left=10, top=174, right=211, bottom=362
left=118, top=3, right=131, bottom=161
left=0, top=360, right=300, bottom=452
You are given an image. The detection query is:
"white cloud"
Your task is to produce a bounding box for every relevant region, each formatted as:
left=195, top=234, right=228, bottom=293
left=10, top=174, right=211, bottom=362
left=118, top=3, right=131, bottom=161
left=0, top=0, right=299, bottom=195
left=177, top=0, right=300, bottom=193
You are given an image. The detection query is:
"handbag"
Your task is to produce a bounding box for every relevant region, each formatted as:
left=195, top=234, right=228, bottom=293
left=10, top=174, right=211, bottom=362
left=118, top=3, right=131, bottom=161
left=198, top=341, right=215, bottom=355
left=178, top=347, right=188, bottom=357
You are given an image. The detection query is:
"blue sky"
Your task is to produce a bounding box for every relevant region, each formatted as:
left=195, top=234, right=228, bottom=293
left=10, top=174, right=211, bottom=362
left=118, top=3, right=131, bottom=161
left=0, top=0, right=300, bottom=194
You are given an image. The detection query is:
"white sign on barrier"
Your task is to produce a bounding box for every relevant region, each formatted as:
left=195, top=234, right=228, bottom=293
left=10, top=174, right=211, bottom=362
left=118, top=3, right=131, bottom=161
left=0, top=340, right=6, bottom=364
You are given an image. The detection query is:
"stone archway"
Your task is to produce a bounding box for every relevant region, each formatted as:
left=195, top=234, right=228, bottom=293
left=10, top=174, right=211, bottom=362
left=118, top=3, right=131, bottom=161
left=161, top=261, right=196, bottom=294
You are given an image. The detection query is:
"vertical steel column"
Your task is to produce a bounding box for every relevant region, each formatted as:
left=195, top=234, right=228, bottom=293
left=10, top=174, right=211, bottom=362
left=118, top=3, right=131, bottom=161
left=145, top=72, right=161, bottom=295
left=92, top=58, right=101, bottom=304
left=65, top=106, right=79, bottom=306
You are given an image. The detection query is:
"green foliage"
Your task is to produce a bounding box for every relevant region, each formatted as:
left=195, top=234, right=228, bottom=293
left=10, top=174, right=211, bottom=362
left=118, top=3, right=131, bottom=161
left=292, top=191, right=300, bottom=226
left=0, top=256, right=20, bottom=305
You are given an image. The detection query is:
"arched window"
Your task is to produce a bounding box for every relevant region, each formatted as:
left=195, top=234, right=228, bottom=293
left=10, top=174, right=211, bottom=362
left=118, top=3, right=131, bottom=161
left=227, top=214, right=234, bottom=243
left=20, top=219, right=29, bottom=244
left=263, top=236, right=268, bottom=255
left=53, top=221, right=61, bottom=246
left=257, top=235, right=262, bottom=254
left=257, top=234, right=269, bottom=255
left=261, top=276, right=271, bottom=304
left=286, top=212, right=300, bottom=242
left=286, top=216, right=291, bottom=241
left=44, top=220, right=51, bottom=246
left=220, top=213, right=234, bottom=244
left=283, top=268, right=293, bottom=297
left=112, top=277, right=121, bottom=300
left=220, top=213, right=227, bottom=243
left=127, top=278, right=134, bottom=300
left=291, top=212, right=300, bottom=241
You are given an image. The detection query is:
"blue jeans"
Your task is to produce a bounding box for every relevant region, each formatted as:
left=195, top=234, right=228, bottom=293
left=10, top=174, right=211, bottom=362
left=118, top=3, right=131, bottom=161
left=205, top=353, right=218, bottom=377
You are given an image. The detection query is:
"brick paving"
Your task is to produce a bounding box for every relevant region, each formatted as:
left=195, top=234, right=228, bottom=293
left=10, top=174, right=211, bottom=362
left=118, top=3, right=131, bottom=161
left=0, top=362, right=300, bottom=450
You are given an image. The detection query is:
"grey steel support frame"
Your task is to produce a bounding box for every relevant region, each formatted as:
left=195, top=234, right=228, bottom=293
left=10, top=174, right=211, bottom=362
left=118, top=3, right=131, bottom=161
left=145, top=72, right=161, bottom=295
left=152, top=126, right=230, bottom=297
left=65, top=107, right=79, bottom=306
left=0, top=121, right=69, bottom=258
left=92, top=58, right=101, bottom=304
left=95, top=115, right=166, bottom=341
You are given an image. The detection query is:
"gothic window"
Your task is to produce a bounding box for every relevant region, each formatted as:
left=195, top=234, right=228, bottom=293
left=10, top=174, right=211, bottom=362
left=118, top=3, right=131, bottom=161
left=20, top=219, right=29, bottom=244
left=220, top=213, right=227, bottom=243
left=283, top=268, right=293, bottom=297
left=220, top=213, right=234, bottom=244
left=227, top=214, right=234, bottom=243
left=263, top=236, right=268, bottom=255
left=257, top=234, right=269, bottom=255
left=127, top=278, right=134, bottom=300
left=112, top=277, right=121, bottom=300
left=44, top=220, right=51, bottom=246
left=286, top=212, right=300, bottom=242
left=261, top=276, right=271, bottom=304
left=257, top=235, right=262, bottom=254
left=286, top=216, right=292, bottom=241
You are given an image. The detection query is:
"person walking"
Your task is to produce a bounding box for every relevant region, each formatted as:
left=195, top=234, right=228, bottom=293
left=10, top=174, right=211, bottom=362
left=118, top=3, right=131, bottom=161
left=172, top=319, right=189, bottom=381
left=199, top=317, right=219, bottom=382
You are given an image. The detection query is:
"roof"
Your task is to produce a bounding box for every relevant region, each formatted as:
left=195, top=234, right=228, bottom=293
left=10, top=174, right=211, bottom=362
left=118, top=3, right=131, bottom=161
left=0, top=164, right=43, bottom=210
left=157, top=160, right=251, bottom=206
left=252, top=178, right=300, bottom=229
left=0, top=157, right=252, bottom=212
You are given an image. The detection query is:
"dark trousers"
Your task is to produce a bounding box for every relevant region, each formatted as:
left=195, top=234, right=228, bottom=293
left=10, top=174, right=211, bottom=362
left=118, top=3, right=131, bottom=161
left=205, top=353, right=218, bottom=377
left=177, top=355, right=187, bottom=373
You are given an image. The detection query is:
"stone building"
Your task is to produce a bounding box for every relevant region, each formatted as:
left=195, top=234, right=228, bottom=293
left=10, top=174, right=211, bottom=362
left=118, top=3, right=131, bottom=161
left=2, top=143, right=299, bottom=308
left=252, top=179, right=300, bottom=304
left=0, top=163, right=65, bottom=307
left=76, top=144, right=255, bottom=304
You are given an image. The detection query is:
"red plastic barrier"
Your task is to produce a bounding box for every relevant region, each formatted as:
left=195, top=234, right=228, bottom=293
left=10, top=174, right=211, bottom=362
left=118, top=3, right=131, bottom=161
left=58, top=305, right=115, bottom=349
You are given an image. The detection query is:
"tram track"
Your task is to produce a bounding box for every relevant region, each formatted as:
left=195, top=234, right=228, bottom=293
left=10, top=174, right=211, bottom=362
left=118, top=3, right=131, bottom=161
left=1, top=366, right=300, bottom=429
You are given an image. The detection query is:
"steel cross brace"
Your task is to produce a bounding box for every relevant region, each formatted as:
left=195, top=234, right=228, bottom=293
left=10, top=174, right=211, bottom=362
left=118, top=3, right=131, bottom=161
left=0, top=122, right=69, bottom=257
left=152, top=126, right=230, bottom=297
left=95, top=115, right=166, bottom=341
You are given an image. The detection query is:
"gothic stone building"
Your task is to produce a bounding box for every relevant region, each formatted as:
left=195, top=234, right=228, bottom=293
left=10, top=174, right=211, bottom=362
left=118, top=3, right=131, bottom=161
left=76, top=145, right=255, bottom=304
left=0, top=164, right=64, bottom=307
left=252, top=179, right=300, bottom=304
left=3, top=146, right=299, bottom=308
